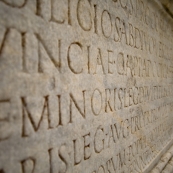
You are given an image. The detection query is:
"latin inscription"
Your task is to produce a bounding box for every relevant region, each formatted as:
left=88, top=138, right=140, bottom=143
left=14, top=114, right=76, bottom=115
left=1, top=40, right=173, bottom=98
left=0, top=0, right=173, bottom=173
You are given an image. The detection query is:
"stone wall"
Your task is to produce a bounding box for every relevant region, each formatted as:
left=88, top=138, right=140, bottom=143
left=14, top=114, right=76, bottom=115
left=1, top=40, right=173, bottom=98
left=0, top=0, right=173, bottom=173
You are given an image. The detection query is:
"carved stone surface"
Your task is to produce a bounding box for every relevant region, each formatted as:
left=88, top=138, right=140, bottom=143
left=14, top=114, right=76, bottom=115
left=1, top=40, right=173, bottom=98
left=159, top=0, right=173, bottom=17
left=151, top=145, right=173, bottom=173
left=0, top=0, right=173, bottom=173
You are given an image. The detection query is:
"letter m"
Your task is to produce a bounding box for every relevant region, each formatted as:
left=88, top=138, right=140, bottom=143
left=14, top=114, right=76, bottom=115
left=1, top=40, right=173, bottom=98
left=21, top=96, right=52, bottom=137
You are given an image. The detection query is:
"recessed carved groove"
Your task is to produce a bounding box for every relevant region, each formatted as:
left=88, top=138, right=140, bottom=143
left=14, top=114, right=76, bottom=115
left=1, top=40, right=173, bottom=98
left=0, top=0, right=27, bottom=8
left=0, top=28, right=8, bottom=56
left=36, top=0, right=41, bottom=16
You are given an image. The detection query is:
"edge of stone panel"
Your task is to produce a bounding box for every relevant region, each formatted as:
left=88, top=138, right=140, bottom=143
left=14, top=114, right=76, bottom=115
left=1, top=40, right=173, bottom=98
left=143, top=139, right=173, bottom=173
left=152, top=0, right=173, bottom=21
left=140, top=2, right=173, bottom=172
left=159, top=0, right=173, bottom=18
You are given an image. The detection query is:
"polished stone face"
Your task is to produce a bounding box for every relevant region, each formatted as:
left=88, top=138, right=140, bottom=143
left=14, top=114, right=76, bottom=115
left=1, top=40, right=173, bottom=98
left=0, top=0, right=173, bottom=173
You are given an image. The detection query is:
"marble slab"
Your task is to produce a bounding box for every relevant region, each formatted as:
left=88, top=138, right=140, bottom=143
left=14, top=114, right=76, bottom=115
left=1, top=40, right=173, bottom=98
left=0, top=0, right=173, bottom=172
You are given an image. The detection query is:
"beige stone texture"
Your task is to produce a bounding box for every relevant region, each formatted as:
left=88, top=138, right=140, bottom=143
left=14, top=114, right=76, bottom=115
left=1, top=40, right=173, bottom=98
left=0, top=0, right=173, bottom=173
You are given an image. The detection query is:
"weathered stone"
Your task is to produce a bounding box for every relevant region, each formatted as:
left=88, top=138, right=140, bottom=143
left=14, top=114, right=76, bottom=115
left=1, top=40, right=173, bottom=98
left=0, top=0, right=173, bottom=173
left=159, top=0, right=173, bottom=17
